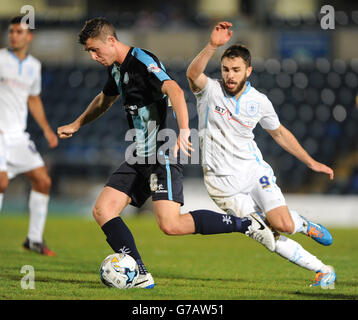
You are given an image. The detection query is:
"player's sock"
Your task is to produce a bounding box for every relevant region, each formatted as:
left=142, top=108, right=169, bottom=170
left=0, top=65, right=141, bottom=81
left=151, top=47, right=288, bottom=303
left=190, top=209, right=251, bottom=234
left=28, top=190, right=49, bottom=243
left=288, top=210, right=306, bottom=234
left=0, top=193, right=3, bottom=211
left=275, top=235, right=329, bottom=272
left=101, top=216, right=147, bottom=274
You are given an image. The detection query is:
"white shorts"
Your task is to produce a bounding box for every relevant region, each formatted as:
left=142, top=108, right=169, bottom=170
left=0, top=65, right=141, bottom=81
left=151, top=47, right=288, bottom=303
left=0, top=132, right=45, bottom=179
left=204, top=159, right=286, bottom=218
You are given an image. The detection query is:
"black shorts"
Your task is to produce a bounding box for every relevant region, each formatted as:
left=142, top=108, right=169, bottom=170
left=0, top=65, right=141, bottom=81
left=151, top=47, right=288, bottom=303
left=105, top=161, right=184, bottom=208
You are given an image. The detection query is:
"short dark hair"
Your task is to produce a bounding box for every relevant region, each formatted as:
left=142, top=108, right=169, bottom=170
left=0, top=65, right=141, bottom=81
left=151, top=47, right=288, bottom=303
left=9, top=16, right=33, bottom=32
left=78, top=17, right=117, bottom=45
left=221, top=44, right=251, bottom=67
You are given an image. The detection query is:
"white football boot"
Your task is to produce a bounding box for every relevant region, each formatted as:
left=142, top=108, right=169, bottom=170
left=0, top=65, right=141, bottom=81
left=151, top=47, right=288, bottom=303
left=245, top=213, right=276, bottom=252
left=133, top=273, right=155, bottom=289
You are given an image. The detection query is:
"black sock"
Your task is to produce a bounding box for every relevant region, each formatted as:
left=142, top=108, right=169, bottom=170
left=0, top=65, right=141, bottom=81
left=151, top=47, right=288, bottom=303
left=190, top=210, right=251, bottom=234
left=101, top=216, right=146, bottom=273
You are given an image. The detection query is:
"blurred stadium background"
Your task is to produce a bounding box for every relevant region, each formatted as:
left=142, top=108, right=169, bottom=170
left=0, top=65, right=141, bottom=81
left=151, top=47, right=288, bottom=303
left=1, top=0, right=358, bottom=225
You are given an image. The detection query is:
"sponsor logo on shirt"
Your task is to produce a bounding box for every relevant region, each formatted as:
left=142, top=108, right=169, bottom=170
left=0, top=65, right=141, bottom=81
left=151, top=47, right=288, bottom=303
left=214, top=105, right=254, bottom=128
left=147, top=64, right=162, bottom=74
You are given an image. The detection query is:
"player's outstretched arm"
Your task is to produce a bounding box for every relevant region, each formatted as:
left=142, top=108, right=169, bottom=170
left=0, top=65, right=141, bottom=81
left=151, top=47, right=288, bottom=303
left=267, top=124, right=334, bottom=180
left=57, top=92, right=118, bottom=139
left=186, top=21, right=233, bottom=93
left=161, top=80, right=194, bottom=157
left=28, top=95, right=58, bottom=148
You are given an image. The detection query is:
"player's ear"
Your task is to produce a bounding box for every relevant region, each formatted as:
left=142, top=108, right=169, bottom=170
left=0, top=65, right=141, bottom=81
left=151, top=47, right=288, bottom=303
left=107, top=35, right=116, bottom=46
left=27, top=30, right=34, bottom=42
left=246, top=65, right=253, bottom=78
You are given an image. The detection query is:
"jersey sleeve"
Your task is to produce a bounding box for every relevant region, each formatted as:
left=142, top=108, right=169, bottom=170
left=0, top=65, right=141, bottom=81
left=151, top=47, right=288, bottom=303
left=259, top=97, right=280, bottom=130
left=145, top=59, right=172, bottom=96
left=29, top=63, right=41, bottom=96
left=193, top=77, right=215, bottom=101
left=102, top=68, right=119, bottom=96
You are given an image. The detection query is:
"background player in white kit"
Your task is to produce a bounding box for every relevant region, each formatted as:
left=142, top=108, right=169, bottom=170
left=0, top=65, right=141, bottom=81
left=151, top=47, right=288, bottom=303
left=0, top=16, right=58, bottom=255
left=187, top=21, right=336, bottom=287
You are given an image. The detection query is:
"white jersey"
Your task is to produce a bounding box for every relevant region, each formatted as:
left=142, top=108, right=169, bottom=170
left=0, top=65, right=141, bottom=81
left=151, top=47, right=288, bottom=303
left=0, top=48, right=41, bottom=136
left=195, top=77, right=280, bottom=176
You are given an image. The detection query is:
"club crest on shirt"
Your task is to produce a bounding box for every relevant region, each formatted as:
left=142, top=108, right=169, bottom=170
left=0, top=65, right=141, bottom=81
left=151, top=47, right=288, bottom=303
left=246, top=101, right=259, bottom=117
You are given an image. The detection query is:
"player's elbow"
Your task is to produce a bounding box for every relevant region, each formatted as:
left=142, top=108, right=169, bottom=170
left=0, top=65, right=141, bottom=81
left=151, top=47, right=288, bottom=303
left=162, top=80, right=184, bottom=98
left=186, top=69, right=198, bottom=83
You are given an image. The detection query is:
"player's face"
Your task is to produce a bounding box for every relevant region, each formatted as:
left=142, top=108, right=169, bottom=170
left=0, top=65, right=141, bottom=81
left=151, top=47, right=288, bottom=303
left=8, top=23, right=33, bottom=51
left=221, top=57, right=252, bottom=96
left=85, top=37, right=116, bottom=66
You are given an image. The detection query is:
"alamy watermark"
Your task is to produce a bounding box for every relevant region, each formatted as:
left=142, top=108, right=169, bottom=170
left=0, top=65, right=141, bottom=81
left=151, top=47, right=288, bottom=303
left=20, top=265, right=35, bottom=289
left=320, top=5, right=335, bottom=30
left=124, top=123, right=242, bottom=165
left=20, top=5, right=35, bottom=30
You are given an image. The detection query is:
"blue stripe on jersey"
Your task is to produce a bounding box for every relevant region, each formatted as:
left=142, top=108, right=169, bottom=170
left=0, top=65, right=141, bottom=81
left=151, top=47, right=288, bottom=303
left=234, top=81, right=251, bottom=114
left=131, top=48, right=171, bottom=82
left=164, top=155, right=173, bottom=201
left=202, top=105, right=210, bottom=167
left=8, top=49, right=29, bottom=75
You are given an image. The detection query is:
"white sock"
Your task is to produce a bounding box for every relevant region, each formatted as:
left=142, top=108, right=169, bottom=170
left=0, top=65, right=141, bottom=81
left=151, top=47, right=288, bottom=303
left=288, top=210, right=306, bottom=234
left=275, top=235, right=330, bottom=273
left=0, top=193, right=3, bottom=211
left=27, top=190, right=49, bottom=243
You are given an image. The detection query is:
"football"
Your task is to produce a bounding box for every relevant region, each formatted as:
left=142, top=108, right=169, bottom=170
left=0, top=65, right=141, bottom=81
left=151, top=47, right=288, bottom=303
left=99, top=253, right=139, bottom=289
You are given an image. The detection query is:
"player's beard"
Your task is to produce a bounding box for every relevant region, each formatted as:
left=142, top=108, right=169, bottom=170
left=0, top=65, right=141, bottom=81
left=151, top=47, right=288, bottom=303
left=223, top=76, right=247, bottom=96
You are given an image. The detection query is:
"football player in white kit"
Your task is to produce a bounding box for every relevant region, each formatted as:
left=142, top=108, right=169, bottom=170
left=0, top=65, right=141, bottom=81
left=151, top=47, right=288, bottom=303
left=0, top=17, right=58, bottom=255
left=187, top=22, right=336, bottom=287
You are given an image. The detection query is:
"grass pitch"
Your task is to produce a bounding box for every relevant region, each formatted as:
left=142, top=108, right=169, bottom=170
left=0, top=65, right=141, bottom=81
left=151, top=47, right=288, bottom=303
left=0, top=214, right=357, bottom=300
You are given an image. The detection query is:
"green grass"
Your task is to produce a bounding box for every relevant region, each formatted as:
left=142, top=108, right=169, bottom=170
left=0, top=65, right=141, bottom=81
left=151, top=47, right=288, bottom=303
left=0, top=214, right=357, bottom=300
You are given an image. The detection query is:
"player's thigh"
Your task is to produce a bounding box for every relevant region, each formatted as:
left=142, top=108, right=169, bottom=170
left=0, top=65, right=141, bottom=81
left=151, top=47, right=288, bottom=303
left=6, top=134, right=44, bottom=179
left=250, top=171, right=294, bottom=232
left=24, top=166, right=51, bottom=192
left=204, top=174, right=255, bottom=218
left=250, top=170, right=286, bottom=215
left=106, top=161, right=150, bottom=208
left=153, top=200, right=195, bottom=235
left=93, top=186, right=131, bottom=227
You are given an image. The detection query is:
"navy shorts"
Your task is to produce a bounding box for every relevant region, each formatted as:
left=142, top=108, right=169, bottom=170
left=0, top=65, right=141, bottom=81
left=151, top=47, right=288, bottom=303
left=105, top=161, right=184, bottom=208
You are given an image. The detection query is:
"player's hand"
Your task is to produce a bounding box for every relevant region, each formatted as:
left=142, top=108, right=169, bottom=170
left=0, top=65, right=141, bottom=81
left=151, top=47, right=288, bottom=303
left=308, top=160, right=334, bottom=180
left=57, top=123, right=80, bottom=139
left=44, top=129, right=58, bottom=148
left=174, top=128, right=194, bottom=158
left=210, top=21, right=233, bottom=48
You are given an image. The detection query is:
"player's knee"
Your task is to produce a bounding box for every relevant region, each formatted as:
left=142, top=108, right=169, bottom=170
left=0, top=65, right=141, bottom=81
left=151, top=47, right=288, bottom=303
left=274, top=219, right=295, bottom=234
left=34, top=175, right=51, bottom=194
left=92, top=205, right=103, bottom=221
left=0, top=176, right=9, bottom=193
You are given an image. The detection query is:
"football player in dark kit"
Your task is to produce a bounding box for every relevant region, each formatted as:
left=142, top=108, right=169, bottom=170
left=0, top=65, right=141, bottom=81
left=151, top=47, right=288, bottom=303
left=57, top=18, right=275, bottom=288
